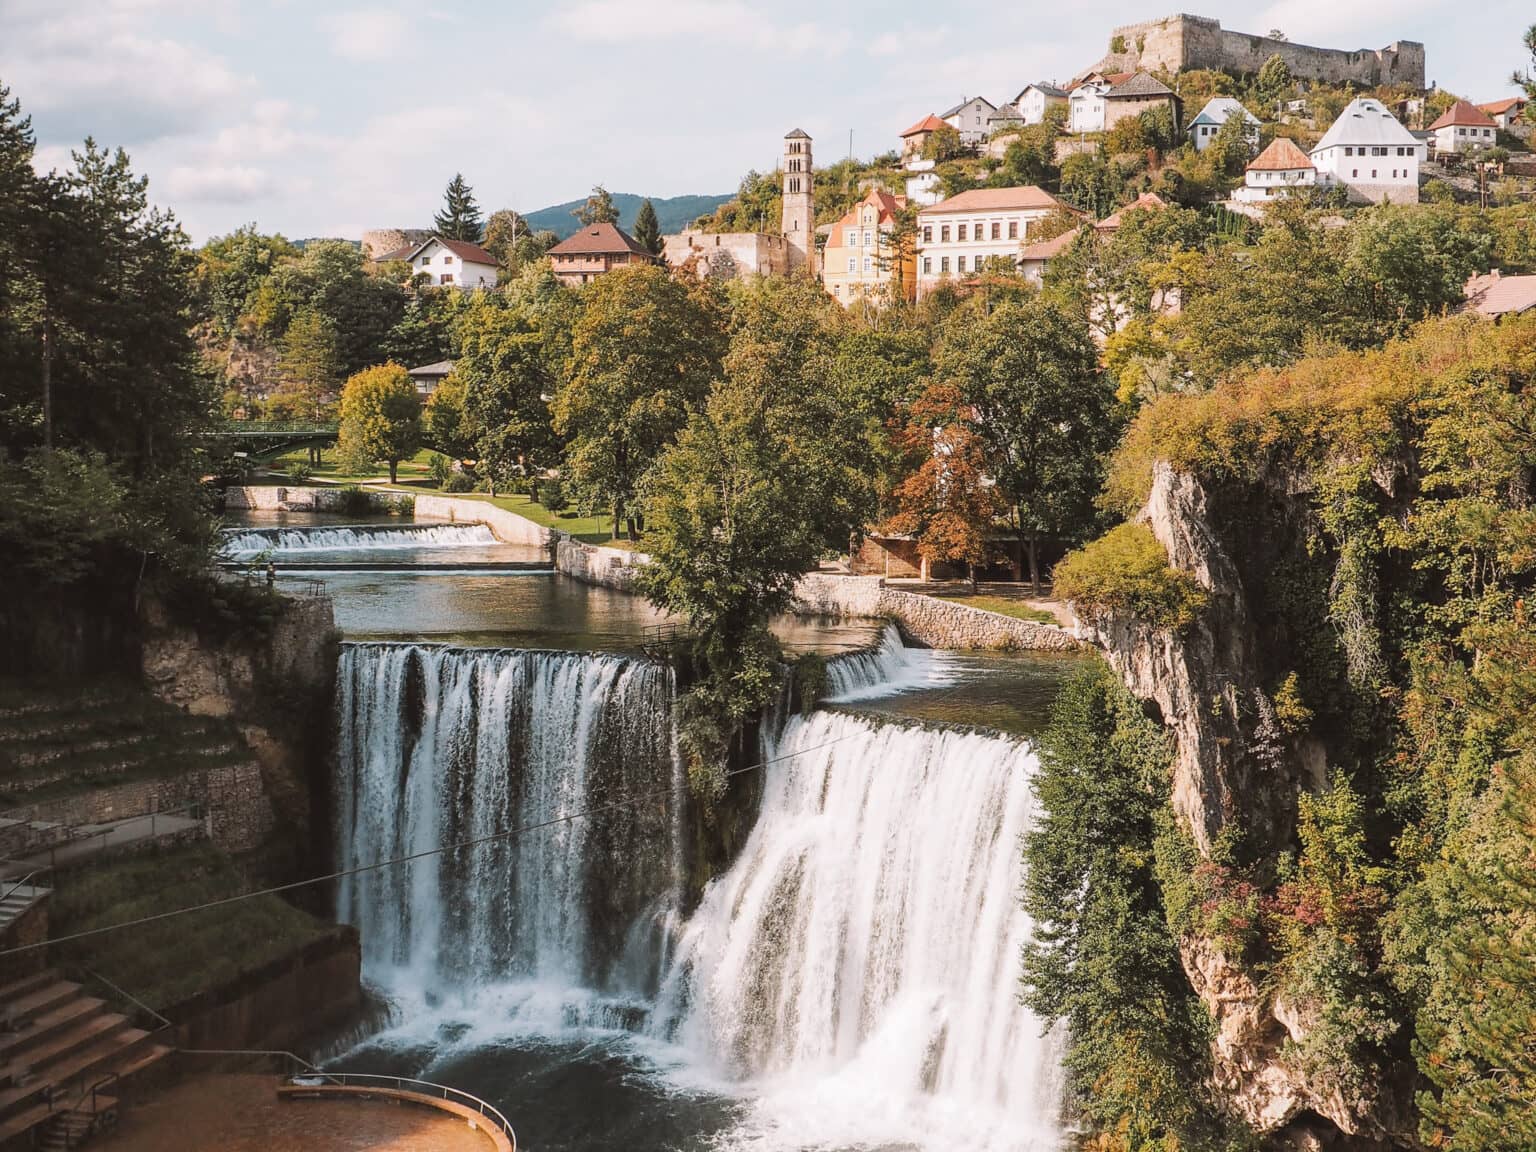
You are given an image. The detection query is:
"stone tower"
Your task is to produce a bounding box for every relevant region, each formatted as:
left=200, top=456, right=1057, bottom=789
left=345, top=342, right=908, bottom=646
left=781, top=129, right=814, bottom=274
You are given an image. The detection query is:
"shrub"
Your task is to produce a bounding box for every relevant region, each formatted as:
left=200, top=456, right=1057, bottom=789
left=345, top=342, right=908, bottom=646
left=336, top=485, right=374, bottom=516
left=430, top=454, right=453, bottom=489
left=443, top=472, right=475, bottom=494
left=284, top=461, right=312, bottom=483
left=540, top=475, right=569, bottom=514
left=1053, top=522, right=1208, bottom=629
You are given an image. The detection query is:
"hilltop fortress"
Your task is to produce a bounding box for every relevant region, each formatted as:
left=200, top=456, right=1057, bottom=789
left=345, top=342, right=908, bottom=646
left=1084, top=14, right=1425, bottom=89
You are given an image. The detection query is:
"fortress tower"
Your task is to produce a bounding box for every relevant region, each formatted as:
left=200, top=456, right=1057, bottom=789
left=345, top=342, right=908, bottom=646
left=781, top=129, right=814, bottom=274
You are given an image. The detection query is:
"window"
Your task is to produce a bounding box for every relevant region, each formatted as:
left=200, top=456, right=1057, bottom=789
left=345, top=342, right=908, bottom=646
left=958, top=224, right=967, bottom=242
left=863, top=230, right=872, bottom=246
left=957, top=255, right=966, bottom=273
left=833, top=285, right=841, bottom=297
left=922, top=257, right=932, bottom=274
left=1352, top=169, right=1358, bottom=177
left=941, top=225, right=951, bottom=242
left=1345, top=147, right=1353, bottom=156
left=1371, top=169, right=1377, bottom=178
left=940, top=256, right=950, bottom=272
left=848, top=257, right=856, bottom=272
left=991, top=222, right=1001, bottom=240
left=845, top=229, right=856, bottom=246
left=439, top=274, right=453, bottom=284
left=419, top=257, right=430, bottom=267
left=1008, top=221, right=1018, bottom=239
left=863, top=256, right=872, bottom=272
left=922, top=225, right=932, bottom=243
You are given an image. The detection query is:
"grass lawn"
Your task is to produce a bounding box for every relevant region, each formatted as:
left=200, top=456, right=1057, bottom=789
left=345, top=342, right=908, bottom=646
left=930, top=594, right=1060, bottom=625
left=260, top=446, right=444, bottom=485
left=52, top=844, right=340, bottom=1011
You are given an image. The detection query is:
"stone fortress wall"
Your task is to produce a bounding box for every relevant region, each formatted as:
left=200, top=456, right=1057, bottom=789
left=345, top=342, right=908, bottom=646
left=360, top=227, right=433, bottom=260
left=1087, top=14, right=1425, bottom=89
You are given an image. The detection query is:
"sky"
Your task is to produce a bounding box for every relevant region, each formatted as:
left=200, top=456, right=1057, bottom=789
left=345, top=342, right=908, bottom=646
left=2, top=0, right=1530, bottom=244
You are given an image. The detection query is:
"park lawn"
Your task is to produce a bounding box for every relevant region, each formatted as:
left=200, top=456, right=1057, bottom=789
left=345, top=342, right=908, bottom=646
left=931, top=594, right=1060, bottom=625
left=262, top=446, right=445, bottom=485
left=394, top=490, right=644, bottom=549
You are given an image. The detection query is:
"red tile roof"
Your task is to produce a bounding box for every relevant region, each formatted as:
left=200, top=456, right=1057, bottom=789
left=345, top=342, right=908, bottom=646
left=827, top=188, right=909, bottom=240
left=435, top=238, right=497, bottom=266
left=919, top=186, right=1067, bottom=215
left=1430, top=100, right=1497, bottom=130
left=1095, top=192, right=1168, bottom=232
left=547, top=222, right=653, bottom=257
left=1478, top=97, right=1526, bottom=117
left=900, top=114, right=948, bottom=137
left=1247, top=137, right=1314, bottom=172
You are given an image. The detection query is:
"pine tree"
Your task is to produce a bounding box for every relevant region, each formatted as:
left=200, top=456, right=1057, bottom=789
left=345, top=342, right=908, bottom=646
left=573, top=185, right=619, bottom=226
left=433, top=173, right=483, bottom=241
left=633, top=198, right=662, bottom=255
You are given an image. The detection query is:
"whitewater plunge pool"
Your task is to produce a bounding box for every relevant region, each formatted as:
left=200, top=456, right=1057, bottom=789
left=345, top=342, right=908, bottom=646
left=251, top=512, right=1085, bottom=1149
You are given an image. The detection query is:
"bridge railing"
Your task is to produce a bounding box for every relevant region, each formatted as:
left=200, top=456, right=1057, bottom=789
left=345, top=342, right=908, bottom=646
left=206, top=421, right=339, bottom=436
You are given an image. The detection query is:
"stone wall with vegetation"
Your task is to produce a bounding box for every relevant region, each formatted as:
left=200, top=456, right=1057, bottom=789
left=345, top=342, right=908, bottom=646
left=415, top=494, right=554, bottom=548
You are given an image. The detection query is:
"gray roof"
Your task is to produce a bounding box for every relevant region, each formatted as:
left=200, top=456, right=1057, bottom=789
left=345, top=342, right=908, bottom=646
left=1313, top=98, right=1420, bottom=152
left=939, top=96, right=997, bottom=119
left=785, top=128, right=811, bottom=139
left=988, top=105, right=1023, bottom=122
left=407, top=360, right=455, bottom=377
left=1106, top=72, right=1176, bottom=99
left=1190, top=96, right=1260, bottom=126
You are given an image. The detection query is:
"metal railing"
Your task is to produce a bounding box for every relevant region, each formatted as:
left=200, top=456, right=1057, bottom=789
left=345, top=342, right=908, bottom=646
left=0, top=806, right=206, bottom=875
left=205, top=421, right=340, bottom=436
left=284, top=1071, right=517, bottom=1149
left=0, top=865, right=51, bottom=906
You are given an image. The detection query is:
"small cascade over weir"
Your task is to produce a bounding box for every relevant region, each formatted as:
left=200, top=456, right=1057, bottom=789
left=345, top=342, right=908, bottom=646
left=223, top=522, right=498, bottom=556
left=335, top=643, right=681, bottom=1002
left=821, top=622, right=955, bottom=701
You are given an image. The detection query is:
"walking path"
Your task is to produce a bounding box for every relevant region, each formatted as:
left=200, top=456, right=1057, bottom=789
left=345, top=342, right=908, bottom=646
left=15, top=811, right=202, bottom=872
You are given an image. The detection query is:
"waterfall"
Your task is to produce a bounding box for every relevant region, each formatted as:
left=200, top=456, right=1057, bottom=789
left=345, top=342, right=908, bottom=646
left=335, top=643, right=680, bottom=1002
left=222, top=522, right=497, bottom=556
left=822, top=623, right=956, bottom=701
left=655, top=709, right=1063, bottom=1150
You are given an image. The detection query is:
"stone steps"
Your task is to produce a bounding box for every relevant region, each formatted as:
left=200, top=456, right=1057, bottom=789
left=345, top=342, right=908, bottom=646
left=0, top=996, right=105, bottom=1066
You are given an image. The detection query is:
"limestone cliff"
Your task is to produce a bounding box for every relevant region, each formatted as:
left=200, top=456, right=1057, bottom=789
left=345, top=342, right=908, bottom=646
left=1086, top=463, right=1390, bottom=1145
left=140, top=593, right=339, bottom=856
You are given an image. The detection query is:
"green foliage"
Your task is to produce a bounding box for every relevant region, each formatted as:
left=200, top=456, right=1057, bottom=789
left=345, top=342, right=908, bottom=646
left=429, top=452, right=452, bottom=488
left=276, top=307, right=339, bottom=419
left=1023, top=664, right=1226, bottom=1149
left=920, top=123, right=965, bottom=162
left=539, top=474, right=568, bottom=513
left=337, top=362, right=422, bottom=483
left=574, top=184, right=620, bottom=226
left=632, top=198, right=662, bottom=255
left=1053, top=523, right=1208, bottom=629
left=423, top=371, right=471, bottom=458
left=694, top=169, right=781, bottom=233
left=196, top=224, right=300, bottom=334
left=434, top=172, right=484, bottom=240
left=1256, top=54, right=1293, bottom=106
left=1511, top=24, right=1536, bottom=109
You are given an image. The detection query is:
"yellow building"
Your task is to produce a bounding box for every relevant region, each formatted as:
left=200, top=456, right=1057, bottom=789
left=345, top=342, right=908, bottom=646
left=820, top=188, right=916, bottom=308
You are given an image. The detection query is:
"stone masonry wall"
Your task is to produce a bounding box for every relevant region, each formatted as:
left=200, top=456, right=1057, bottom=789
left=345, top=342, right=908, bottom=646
left=414, top=494, right=554, bottom=548
left=1089, top=14, right=1425, bottom=88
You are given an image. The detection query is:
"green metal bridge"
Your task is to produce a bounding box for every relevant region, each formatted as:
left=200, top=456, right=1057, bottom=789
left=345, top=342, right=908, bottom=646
left=202, top=421, right=339, bottom=456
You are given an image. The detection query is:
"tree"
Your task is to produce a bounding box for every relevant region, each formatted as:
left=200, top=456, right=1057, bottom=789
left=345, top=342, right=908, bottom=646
left=553, top=264, right=723, bottom=537
left=481, top=208, right=523, bottom=269
left=885, top=380, right=1003, bottom=585
left=573, top=185, right=619, bottom=226
left=632, top=198, right=662, bottom=255
left=433, top=173, right=483, bottom=241
left=452, top=294, right=556, bottom=495
left=1512, top=24, right=1536, bottom=113
left=337, top=363, right=422, bottom=483
left=422, top=371, right=472, bottom=459
left=920, top=123, right=965, bottom=162
left=196, top=225, right=299, bottom=334
left=277, top=308, right=340, bottom=419
left=936, top=295, right=1117, bottom=591
left=1257, top=53, right=1293, bottom=106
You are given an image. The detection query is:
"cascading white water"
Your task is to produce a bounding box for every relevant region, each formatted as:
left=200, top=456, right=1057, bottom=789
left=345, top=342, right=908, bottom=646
left=655, top=709, right=1063, bottom=1151
left=335, top=643, right=679, bottom=1005
left=222, top=522, right=497, bottom=556
left=821, top=623, right=956, bottom=701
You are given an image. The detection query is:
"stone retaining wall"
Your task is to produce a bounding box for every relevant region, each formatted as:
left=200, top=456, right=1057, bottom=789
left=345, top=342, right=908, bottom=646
left=414, top=494, right=554, bottom=548
left=554, top=535, right=646, bottom=591
left=794, top=573, right=1081, bottom=652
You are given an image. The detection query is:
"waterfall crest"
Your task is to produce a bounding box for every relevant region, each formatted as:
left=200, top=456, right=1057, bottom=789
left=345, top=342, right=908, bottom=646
left=223, top=522, right=497, bottom=556
left=335, top=643, right=679, bottom=999
left=822, top=623, right=955, bottom=701
left=656, top=709, right=1062, bottom=1149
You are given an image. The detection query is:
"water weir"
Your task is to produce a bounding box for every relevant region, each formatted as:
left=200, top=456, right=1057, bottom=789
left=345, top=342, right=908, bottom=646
left=223, top=523, right=499, bottom=557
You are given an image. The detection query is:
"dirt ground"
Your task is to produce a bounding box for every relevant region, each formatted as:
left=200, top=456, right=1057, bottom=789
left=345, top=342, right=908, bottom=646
left=97, top=1074, right=493, bottom=1152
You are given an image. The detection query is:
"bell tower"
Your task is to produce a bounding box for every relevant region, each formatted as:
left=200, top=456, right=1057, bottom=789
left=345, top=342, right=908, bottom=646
left=781, top=129, right=814, bottom=274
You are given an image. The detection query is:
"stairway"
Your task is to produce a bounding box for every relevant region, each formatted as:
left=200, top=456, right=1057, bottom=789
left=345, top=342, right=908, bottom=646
left=0, top=971, right=172, bottom=1150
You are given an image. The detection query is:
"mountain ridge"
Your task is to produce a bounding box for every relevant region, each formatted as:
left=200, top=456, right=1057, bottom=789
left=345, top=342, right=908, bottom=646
left=522, top=192, right=732, bottom=239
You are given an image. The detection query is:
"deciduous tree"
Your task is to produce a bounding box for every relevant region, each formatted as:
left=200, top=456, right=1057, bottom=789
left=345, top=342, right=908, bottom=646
left=337, top=362, right=421, bottom=483
left=574, top=185, right=620, bottom=226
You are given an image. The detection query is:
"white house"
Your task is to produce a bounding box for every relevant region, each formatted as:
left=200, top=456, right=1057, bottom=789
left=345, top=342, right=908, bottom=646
left=1429, top=100, right=1498, bottom=154
left=401, top=236, right=500, bottom=290
left=1310, top=98, right=1423, bottom=205
left=1478, top=97, right=1526, bottom=130
left=1231, top=137, right=1317, bottom=204
left=1188, top=97, right=1261, bottom=153
left=1012, top=83, right=1068, bottom=125
left=915, top=185, right=1072, bottom=298
left=1069, top=78, right=1112, bottom=134
left=940, top=97, right=998, bottom=146
left=904, top=160, right=943, bottom=206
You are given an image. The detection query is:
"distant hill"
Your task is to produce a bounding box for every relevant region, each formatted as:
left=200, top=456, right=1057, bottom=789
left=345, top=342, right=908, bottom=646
left=522, top=192, right=733, bottom=239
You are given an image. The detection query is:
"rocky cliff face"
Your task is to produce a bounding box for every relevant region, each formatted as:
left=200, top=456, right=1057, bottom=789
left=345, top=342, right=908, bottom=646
left=1088, top=464, right=1366, bottom=1143
left=140, top=594, right=339, bottom=853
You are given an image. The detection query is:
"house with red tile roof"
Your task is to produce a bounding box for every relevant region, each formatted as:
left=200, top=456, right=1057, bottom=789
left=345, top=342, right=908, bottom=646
left=1094, top=191, right=1168, bottom=233
left=899, top=114, right=949, bottom=162
left=1430, top=100, right=1498, bottom=154
left=394, top=235, right=500, bottom=290
left=823, top=188, right=915, bottom=307
left=1232, top=137, right=1317, bottom=204
left=1477, top=97, right=1527, bottom=130
left=915, top=186, right=1074, bottom=298
left=546, top=223, right=658, bottom=287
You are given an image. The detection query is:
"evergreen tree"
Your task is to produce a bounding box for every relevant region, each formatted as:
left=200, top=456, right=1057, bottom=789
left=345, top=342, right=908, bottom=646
left=573, top=185, right=620, bottom=226
left=633, top=198, right=662, bottom=255
left=1513, top=24, right=1536, bottom=113
left=276, top=308, right=340, bottom=420
left=433, top=173, right=483, bottom=241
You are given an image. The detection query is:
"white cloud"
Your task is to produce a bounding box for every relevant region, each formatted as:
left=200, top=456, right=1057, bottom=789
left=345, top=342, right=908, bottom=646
left=324, top=7, right=412, bottom=62
left=1254, top=0, right=1444, bottom=44
left=162, top=164, right=277, bottom=203
left=546, top=0, right=830, bottom=54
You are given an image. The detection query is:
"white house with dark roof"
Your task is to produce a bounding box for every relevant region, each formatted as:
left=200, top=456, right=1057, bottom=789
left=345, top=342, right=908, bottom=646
left=1013, top=83, right=1068, bottom=125
left=1429, top=101, right=1498, bottom=154
left=1069, top=77, right=1113, bottom=133
left=1310, top=97, right=1423, bottom=205
left=1188, top=97, right=1261, bottom=153
left=398, top=236, right=500, bottom=290
left=940, top=96, right=998, bottom=146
